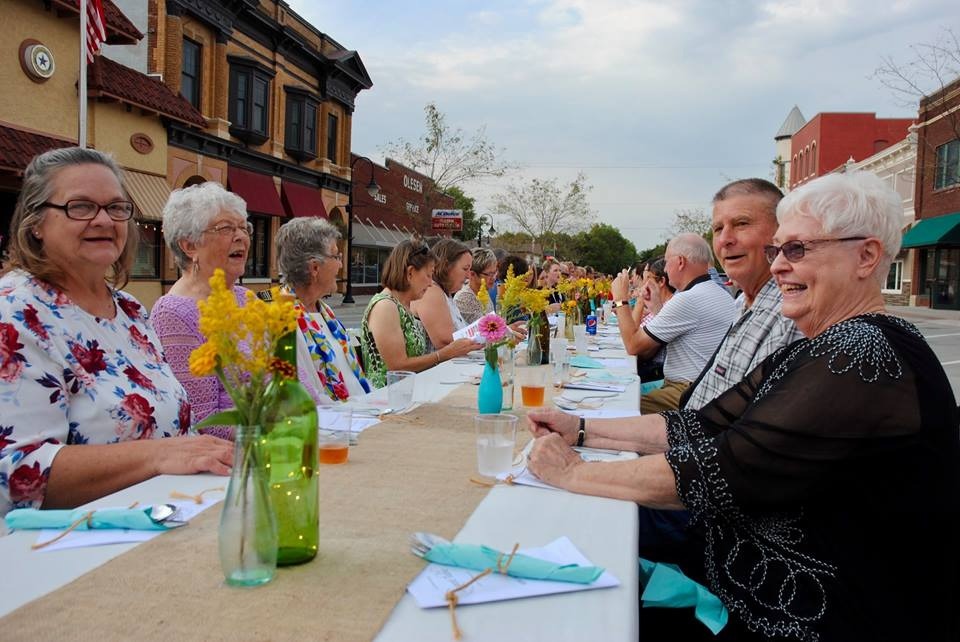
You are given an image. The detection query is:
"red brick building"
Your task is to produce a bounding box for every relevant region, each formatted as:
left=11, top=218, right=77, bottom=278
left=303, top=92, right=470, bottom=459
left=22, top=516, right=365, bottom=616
left=790, top=113, right=914, bottom=190
left=900, top=77, right=960, bottom=309
left=347, top=154, right=454, bottom=294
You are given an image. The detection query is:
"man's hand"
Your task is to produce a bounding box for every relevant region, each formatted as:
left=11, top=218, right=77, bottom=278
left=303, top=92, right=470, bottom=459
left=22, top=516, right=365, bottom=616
left=526, top=408, right=580, bottom=444
left=528, top=433, right=584, bottom=487
left=611, top=268, right=631, bottom=301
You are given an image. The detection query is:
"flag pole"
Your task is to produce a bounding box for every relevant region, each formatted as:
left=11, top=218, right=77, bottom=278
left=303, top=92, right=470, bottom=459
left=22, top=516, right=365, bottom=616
left=79, top=0, right=88, bottom=148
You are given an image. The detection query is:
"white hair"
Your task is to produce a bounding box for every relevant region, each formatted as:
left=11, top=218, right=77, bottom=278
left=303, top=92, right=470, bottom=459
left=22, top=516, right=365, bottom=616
left=668, top=232, right=713, bottom=265
left=162, top=182, right=248, bottom=269
left=777, top=171, right=902, bottom=284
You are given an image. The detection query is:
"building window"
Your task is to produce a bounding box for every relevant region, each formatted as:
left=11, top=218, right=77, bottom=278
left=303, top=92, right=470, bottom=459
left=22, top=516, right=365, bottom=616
left=326, top=113, right=339, bottom=164
left=350, top=246, right=392, bottom=285
left=810, top=141, right=816, bottom=175
left=245, top=215, right=270, bottom=278
left=131, top=222, right=161, bottom=279
left=934, top=139, right=960, bottom=190
left=229, top=59, right=273, bottom=145
left=181, top=38, right=201, bottom=109
left=883, top=259, right=903, bottom=293
left=284, top=90, right=318, bottom=161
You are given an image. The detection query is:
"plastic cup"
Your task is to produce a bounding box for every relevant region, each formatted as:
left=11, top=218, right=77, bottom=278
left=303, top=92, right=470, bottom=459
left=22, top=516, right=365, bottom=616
left=574, top=325, right=588, bottom=354
left=386, top=370, right=415, bottom=411
left=518, top=367, right=547, bottom=407
left=475, top=414, right=518, bottom=477
left=318, top=406, right=351, bottom=464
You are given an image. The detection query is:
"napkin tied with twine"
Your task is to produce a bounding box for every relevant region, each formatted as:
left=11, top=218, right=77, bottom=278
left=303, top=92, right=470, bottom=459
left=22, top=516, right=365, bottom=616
left=5, top=507, right=173, bottom=532
left=425, top=543, right=603, bottom=584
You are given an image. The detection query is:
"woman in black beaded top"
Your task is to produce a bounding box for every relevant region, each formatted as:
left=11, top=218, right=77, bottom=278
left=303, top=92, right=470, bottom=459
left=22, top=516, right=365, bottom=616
left=525, top=171, right=960, bottom=641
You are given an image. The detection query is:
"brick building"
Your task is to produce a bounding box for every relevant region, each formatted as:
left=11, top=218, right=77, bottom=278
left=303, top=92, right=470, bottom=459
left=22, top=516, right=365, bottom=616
left=0, top=0, right=205, bottom=305
left=900, top=76, right=960, bottom=309
left=138, top=0, right=371, bottom=299
left=789, top=113, right=914, bottom=190
left=347, top=154, right=454, bottom=294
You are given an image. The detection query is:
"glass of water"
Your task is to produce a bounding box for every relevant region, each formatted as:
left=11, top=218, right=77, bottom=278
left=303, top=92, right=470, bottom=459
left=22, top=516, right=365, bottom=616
left=474, top=414, right=518, bottom=477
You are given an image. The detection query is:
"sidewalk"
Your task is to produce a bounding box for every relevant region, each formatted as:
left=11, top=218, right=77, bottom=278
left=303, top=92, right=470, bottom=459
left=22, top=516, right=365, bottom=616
left=889, top=305, right=960, bottom=325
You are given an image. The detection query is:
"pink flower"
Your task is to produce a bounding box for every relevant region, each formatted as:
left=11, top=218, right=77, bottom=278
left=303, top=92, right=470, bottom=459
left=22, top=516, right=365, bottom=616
left=477, top=313, right=508, bottom=344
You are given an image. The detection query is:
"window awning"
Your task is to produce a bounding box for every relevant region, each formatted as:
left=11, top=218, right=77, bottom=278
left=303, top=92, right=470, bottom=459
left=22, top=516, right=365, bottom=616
left=122, top=169, right=170, bottom=222
left=227, top=167, right=285, bottom=216
left=353, top=221, right=411, bottom=248
left=901, top=212, right=960, bottom=248
left=281, top=180, right=327, bottom=218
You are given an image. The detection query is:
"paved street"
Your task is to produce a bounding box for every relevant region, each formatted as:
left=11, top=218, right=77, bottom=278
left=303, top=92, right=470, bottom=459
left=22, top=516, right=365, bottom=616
left=327, top=295, right=960, bottom=401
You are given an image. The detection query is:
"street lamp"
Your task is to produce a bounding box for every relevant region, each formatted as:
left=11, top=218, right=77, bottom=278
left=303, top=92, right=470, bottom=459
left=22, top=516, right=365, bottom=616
left=476, top=215, right=496, bottom=247
left=343, top=155, right=381, bottom=304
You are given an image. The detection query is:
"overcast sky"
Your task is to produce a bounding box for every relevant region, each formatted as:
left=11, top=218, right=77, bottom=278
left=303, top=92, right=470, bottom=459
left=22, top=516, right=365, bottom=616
left=286, top=0, right=957, bottom=251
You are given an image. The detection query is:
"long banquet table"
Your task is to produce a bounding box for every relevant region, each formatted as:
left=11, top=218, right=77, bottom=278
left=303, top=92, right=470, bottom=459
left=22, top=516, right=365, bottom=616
left=0, top=334, right=642, bottom=641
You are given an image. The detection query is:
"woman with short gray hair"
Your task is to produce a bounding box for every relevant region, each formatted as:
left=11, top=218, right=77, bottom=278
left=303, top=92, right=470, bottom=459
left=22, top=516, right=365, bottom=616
left=453, top=247, right=496, bottom=324
left=275, top=217, right=370, bottom=401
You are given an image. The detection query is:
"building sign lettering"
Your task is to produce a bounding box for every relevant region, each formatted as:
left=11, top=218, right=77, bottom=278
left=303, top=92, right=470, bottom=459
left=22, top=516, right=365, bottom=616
left=431, top=209, right=463, bottom=231
left=403, top=175, right=423, bottom=194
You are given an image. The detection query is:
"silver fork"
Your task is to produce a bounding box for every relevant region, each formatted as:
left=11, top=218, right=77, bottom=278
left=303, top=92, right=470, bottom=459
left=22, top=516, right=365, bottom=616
left=410, top=531, right=451, bottom=559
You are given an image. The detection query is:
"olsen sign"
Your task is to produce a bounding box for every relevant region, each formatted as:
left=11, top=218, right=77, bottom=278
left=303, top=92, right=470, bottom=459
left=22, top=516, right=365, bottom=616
left=431, top=209, right=463, bottom=231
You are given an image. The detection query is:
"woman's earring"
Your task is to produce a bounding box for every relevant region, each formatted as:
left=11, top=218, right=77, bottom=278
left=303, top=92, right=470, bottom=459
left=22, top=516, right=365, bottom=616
left=33, top=230, right=41, bottom=240
left=192, top=257, right=199, bottom=275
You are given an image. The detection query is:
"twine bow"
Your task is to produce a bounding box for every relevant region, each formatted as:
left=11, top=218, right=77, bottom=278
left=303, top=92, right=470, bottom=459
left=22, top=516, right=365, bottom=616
left=31, top=501, right=140, bottom=550
left=443, top=543, right=520, bottom=640
left=169, top=487, right=224, bottom=504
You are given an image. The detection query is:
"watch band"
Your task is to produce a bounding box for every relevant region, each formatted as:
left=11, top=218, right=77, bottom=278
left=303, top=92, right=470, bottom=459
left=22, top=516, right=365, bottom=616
left=611, top=300, right=630, bottom=309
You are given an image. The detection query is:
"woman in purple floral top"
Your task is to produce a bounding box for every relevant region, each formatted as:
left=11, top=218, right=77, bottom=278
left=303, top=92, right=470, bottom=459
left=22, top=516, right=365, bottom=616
left=0, top=147, right=232, bottom=517
left=150, top=183, right=324, bottom=439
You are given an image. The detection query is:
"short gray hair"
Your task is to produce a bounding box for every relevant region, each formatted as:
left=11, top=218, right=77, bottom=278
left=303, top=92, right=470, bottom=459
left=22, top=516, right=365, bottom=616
left=777, top=171, right=902, bottom=285
left=668, top=232, right=713, bottom=265
left=275, top=217, right=341, bottom=288
left=470, top=248, right=497, bottom=274
left=6, top=146, right=137, bottom=289
left=162, top=182, right=247, bottom=269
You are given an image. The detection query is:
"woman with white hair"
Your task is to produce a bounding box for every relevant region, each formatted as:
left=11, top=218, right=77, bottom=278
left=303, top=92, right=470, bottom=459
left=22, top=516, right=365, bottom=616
left=525, top=171, right=960, bottom=640
left=275, top=217, right=370, bottom=401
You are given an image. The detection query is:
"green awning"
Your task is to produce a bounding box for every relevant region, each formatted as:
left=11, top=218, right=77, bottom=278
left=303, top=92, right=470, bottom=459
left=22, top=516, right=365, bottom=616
left=901, top=212, right=960, bottom=248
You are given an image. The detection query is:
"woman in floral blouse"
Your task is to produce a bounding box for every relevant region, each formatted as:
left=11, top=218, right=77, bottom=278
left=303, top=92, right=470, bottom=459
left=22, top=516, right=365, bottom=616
left=274, top=218, right=370, bottom=401
left=360, top=241, right=476, bottom=388
left=0, top=147, right=231, bottom=516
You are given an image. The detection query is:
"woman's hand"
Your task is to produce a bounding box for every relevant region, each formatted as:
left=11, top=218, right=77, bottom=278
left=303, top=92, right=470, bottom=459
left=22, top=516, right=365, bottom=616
left=526, top=408, right=580, bottom=444
left=547, top=302, right=562, bottom=314
left=446, top=338, right=480, bottom=358
left=509, top=320, right=528, bottom=339
left=645, top=281, right=664, bottom=315
left=152, top=435, right=234, bottom=476
left=611, top=268, right=631, bottom=300
left=528, top=433, right=584, bottom=487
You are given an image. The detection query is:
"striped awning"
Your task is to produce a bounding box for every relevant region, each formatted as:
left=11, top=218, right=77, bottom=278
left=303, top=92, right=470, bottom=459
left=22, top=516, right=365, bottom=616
left=122, top=169, right=170, bottom=222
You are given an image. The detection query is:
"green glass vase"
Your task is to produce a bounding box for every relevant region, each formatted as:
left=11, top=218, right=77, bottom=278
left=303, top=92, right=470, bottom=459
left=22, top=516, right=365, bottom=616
left=264, top=332, right=319, bottom=566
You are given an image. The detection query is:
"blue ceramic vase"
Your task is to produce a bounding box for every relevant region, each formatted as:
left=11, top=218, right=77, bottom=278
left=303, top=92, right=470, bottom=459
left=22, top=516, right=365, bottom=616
left=477, top=362, right=503, bottom=414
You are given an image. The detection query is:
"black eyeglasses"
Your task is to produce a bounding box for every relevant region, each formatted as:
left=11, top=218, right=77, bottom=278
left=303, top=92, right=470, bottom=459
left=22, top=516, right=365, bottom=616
left=42, top=199, right=135, bottom=221
left=764, top=237, right=866, bottom=263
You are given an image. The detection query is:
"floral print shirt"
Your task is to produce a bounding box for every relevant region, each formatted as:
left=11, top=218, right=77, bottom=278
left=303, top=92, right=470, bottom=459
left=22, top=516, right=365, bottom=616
left=0, top=270, right=191, bottom=516
left=294, top=295, right=371, bottom=401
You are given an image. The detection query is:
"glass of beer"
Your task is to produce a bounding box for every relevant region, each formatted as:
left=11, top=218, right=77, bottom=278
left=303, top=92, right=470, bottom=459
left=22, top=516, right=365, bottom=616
left=318, top=407, right=351, bottom=464
left=519, top=367, right=547, bottom=407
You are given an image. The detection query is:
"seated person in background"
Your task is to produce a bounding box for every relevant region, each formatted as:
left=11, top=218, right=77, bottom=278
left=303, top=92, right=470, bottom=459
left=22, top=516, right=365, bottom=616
left=361, top=241, right=475, bottom=388
left=681, top=177, right=804, bottom=410
left=487, top=247, right=507, bottom=310
left=612, top=257, right=675, bottom=382
left=274, top=217, right=370, bottom=401
left=151, top=183, right=324, bottom=439
left=0, top=147, right=230, bottom=516
left=526, top=171, right=960, bottom=642
left=412, top=238, right=472, bottom=350
left=611, top=233, right=737, bottom=413
left=454, top=247, right=497, bottom=324
left=540, top=258, right=563, bottom=312
left=498, top=255, right=536, bottom=324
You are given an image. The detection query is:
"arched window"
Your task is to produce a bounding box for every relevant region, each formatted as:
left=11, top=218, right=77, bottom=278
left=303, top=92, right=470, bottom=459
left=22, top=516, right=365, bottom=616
left=810, top=142, right=816, bottom=175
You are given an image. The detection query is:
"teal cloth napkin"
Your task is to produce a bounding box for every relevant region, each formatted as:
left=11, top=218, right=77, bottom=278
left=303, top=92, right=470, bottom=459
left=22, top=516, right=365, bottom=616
left=638, top=558, right=728, bottom=634
left=424, top=543, right=604, bottom=584
left=570, top=355, right=604, bottom=369
left=641, top=379, right=664, bottom=396
left=5, top=507, right=172, bottom=532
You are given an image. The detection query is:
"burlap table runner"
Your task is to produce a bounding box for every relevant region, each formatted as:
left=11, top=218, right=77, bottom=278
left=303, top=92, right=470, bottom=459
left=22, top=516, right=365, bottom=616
left=1, top=381, right=552, bottom=642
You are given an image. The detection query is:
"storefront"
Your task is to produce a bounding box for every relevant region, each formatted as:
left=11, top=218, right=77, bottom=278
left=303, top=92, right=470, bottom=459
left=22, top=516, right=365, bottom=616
left=902, top=211, right=960, bottom=309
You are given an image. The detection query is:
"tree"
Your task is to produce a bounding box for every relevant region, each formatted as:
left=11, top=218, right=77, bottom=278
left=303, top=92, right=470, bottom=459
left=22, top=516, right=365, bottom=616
left=572, top=224, right=637, bottom=275
left=491, top=172, right=594, bottom=244
left=382, top=103, right=512, bottom=229
left=873, top=28, right=960, bottom=108
left=663, top=207, right=712, bottom=240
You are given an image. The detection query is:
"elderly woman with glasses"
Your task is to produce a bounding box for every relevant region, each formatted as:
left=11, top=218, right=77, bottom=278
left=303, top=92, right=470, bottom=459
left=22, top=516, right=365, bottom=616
left=454, top=247, right=497, bottom=324
left=274, top=218, right=370, bottom=401
left=525, top=171, right=960, bottom=641
left=0, top=148, right=231, bottom=517
left=360, top=240, right=476, bottom=388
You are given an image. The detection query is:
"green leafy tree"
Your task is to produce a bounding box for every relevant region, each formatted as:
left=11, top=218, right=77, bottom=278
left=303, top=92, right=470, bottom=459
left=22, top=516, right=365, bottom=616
left=572, top=224, right=638, bottom=275
left=445, top=186, right=479, bottom=243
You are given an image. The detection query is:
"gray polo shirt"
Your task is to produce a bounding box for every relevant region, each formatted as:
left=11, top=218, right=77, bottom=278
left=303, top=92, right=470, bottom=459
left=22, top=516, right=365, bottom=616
left=644, top=276, right=738, bottom=383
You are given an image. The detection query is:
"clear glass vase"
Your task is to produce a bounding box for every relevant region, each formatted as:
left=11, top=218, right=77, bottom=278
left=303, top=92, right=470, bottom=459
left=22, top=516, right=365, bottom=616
left=219, top=425, right=278, bottom=587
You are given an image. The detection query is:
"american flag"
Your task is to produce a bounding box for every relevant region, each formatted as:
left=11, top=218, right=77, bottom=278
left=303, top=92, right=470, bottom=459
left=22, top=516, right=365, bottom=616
left=85, top=0, right=107, bottom=63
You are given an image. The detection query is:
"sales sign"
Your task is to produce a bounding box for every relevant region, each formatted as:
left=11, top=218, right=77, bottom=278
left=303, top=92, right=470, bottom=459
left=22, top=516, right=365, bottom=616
left=431, top=209, right=463, bottom=231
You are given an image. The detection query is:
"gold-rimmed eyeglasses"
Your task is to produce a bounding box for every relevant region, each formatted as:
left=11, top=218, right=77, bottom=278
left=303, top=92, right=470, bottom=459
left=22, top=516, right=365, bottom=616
left=202, top=222, right=254, bottom=237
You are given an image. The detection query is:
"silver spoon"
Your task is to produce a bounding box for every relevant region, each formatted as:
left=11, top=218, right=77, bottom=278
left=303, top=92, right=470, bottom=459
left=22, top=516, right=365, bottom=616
left=148, top=504, right=185, bottom=527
